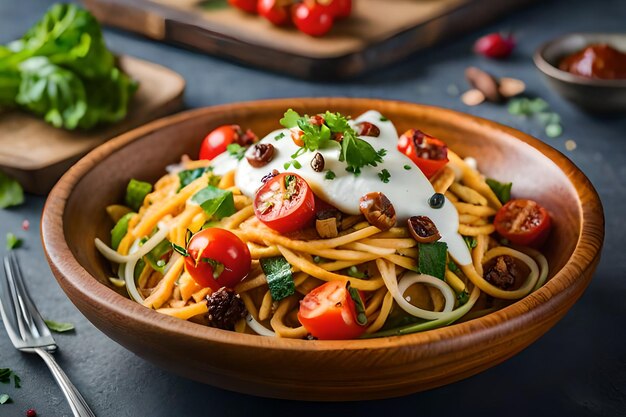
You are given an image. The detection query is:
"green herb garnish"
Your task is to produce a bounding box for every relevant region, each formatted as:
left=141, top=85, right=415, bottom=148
left=0, top=368, right=21, bottom=390
left=347, top=283, right=368, bottom=326
left=463, top=236, right=478, bottom=249
left=447, top=261, right=460, bottom=274
left=171, top=243, right=189, bottom=257
left=191, top=186, right=236, bottom=219
left=485, top=178, right=512, bottom=204
left=0, top=172, right=24, bottom=208
left=44, top=320, right=75, bottom=333
left=279, top=109, right=385, bottom=176
left=347, top=266, right=367, bottom=279
left=178, top=166, right=213, bottom=190
left=6, top=233, right=22, bottom=250
left=324, top=170, right=336, bottom=180
left=227, top=143, right=246, bottom=160
left=456, top=290, right=469, bottom=305
left=200, top=257, right=225, bottom=279
left=379, top=115, right=388, bottom=122
left=403, top=165, right=412, bottom=170
left=0, top=393, right=10, bottom=404
left=260, top=256, right=295, bottom=301
left=417, top=242, right=448, bottom=280
left=378, top=169, right=391, bottom=183
left=274, top=132, right=285, bottom=141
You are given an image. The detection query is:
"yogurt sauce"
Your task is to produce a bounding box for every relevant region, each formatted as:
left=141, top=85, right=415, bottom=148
left=216, top=110, right=471, bottom=266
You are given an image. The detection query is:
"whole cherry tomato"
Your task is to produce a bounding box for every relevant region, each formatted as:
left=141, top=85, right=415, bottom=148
left=494, top=199, right=552, bottom=247
left=298, top=281, right=366, bottom=340
left=253, top=172, right=316, bottom=234
left=258, top=0, right=291, bottom=26
left=474, top=33, right=516, bottom=59
left=292, top=1, right=334, bottom=37
left=328, top=0, right=351, bottom=18
left=228, top=0, right=258, bottom=14
left=184, top=228, right=252, bottom=290
left=397, top=129, right=449, bottom=179
left=199, top=125, right=257, bottom=161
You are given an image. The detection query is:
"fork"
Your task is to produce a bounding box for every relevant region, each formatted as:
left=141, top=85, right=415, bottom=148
left=0, top=252, right=96, bottom=417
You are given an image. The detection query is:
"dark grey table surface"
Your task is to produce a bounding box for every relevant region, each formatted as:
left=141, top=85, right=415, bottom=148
left=1, top=0, right=625, bottom=416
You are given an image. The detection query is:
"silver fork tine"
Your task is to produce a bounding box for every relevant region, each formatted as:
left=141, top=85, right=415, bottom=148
left=8, top=252, right=53, bottom=344
left=1, top=253, right=96, bottom=417
left=3, top=253, right=54, bottom=349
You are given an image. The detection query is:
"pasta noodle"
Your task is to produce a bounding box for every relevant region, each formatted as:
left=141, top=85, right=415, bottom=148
left=96, top=111, right=550, bottom=340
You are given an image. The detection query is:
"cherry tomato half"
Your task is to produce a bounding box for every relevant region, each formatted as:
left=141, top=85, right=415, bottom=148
left=253, top=172, right=316, bottom=234
left=298, top=281, right=366, bottom=340
left=292, top=2, right=334, bottom=37
left=494, top=199, right=552, bottom=247
left=184, top=228, right=252, bottom=290
left=397, top=129, right=449, bottom=179
left=199, top=125, right=257, bottom=161
left=258, top=0, right=291, bottom=26
left=228, top=0, right=258, bottom=14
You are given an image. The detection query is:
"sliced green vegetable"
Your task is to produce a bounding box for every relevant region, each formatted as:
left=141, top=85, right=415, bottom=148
left=110, top=212, right=134, bottom=250
left=144, top=239, right=172, bottom=273
left=6, top=232, right=22, bottom=250
left=44, top=320, right=75, bottom=333
left=463, top=236, right=477, bottom=249
left=124, top=179, right=152, bottom=211
left=260, top=256, right=295, bottom=302
left=0, top=172, right=24, bottom=208
left=347, top=283, right=368, bottom=326
left=191, top=186, right=236, bottom=219
left=178, top=166, right=212, bottom=190
left=485, top=178, right=512, bottom=204
left=417, top=241, right=448, bottom=280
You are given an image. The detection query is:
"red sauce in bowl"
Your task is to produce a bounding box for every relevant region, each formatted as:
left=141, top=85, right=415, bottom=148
left=559, top=44, right=626, bottom=80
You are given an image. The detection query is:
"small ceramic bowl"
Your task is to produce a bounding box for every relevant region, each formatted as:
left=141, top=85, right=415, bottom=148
left=41, top=98, right=604, bottom=400
left=534, top=33, right=626, bottom=113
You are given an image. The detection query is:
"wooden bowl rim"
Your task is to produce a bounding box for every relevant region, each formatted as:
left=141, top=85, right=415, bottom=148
left=533, top=32, right=626, bottom=87
left=41, top=97, right=605, bottom=353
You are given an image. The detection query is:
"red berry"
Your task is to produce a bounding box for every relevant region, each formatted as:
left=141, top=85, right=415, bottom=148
left=22, top=219, right=30, bottom=231
left=292, top=2, right=334, bottom=37
left=473, top=33, right=515, bottom=59
left=26, top=409, right=37, bottom=417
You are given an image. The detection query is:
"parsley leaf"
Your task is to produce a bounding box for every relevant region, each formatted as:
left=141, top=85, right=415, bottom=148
left=378, top=169, right=391, bottom=183
left=6, top=232, right=22, bottom=250
left=418, top=242, right=448, bottom=280
left=274, top=132, right=285, bottom=141
left=279, top=109, right=301, bottom=128
left=44, top=320, right=75, bottom=333
left=324, top=170, right=336, bottom=180
left=178, top=166, right=213, bottom=190
left=0, top=172, right=24, bottom=208
left=339, top=130, right=385, bottom=175
left=404, top=165, right=412, bottom=170
left=486, top=178, right=512, bottom=204
left=191, top=186, right=236, bottom=219
left=260, top=256, right=295, bottom=301
left=227, top=143, right=246, bottom=161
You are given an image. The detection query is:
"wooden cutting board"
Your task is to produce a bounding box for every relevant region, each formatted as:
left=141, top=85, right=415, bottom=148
left=83, top=0, right=537, bottom=79
left=0, top=56, right=185, bottom=195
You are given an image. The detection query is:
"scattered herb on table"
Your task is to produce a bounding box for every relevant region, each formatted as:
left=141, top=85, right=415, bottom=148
left=44, top=319, right=75, bottom=333
left=0, top=393, right=10, bottom=404
left=0, top=172, right=24, bottom=209
left=0, top=369, right=21, bottom=403
left=508, top=97, right=563, bottom=138
left=6, top=232, right=22, bottom=250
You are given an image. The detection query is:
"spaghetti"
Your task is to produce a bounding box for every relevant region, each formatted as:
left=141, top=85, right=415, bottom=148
left=95, top=110, right=550, bottom=340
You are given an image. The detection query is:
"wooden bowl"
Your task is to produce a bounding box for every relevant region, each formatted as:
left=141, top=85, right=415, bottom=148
left=41, top=98, right=604, bottom=401
left=534, top=33, right=626, bottom=113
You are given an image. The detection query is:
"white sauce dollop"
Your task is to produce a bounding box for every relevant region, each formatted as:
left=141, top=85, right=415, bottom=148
left=215, top=110, right=471, bottom=266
